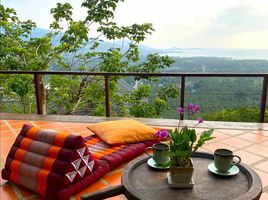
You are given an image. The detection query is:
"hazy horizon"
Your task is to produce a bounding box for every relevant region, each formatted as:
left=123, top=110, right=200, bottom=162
left=2, top=0, right=268, bottom=51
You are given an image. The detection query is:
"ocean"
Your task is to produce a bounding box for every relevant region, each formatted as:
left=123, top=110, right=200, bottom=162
left=160, top=48, right=268, bottom=60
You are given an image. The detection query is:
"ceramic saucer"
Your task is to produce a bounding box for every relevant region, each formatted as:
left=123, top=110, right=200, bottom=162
left=147, top=158, right=170, bottom=169
left=208, top=162, right=240, bottom=176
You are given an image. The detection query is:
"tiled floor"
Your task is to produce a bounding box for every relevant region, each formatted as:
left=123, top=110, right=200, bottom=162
left=0, top=119, right=268, bottom=200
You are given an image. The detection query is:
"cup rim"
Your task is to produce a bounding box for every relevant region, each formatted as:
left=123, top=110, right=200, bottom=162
left=214, top=148, right=233, bottom=156
left=153, top=143, right=169, bottom=150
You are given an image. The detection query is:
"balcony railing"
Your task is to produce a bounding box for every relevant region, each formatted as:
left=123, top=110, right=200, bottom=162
left=1, top=70, right=268, bottom=122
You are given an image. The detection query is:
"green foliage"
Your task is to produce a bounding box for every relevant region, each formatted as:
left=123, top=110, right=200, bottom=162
left=5, top=75, right=35, bottom=113
left=169, top=127, right=214, bottom=167
left=128, top=84, right=178, bottom=118
left=82, top=0, right=122, bottom=24
left=0, top=1, right=175, bottom=116
left=129, top=84, right=154, bottom=117
left=158, top=84, right=178, bottom=101
left=110, top=93, right=129, bottom=116
left=153, top=97, right=168, bottom=116
left=129, top=54, right=174, bottom=73
left=131, top=84, right=151, bottom=99
left=8, top=75, right=32, bottom=97
left=202, top=107, right=268, bottom=122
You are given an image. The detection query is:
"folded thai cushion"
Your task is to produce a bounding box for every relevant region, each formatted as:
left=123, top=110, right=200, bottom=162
left=1, top=123, right=157, bottom=199
left=1, top=124, right=100, bottom=199
left=84, top=134, right=156, bottom=169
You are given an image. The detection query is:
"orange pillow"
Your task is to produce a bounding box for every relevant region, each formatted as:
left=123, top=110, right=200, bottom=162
left=87, top=120, right=157, bottom=145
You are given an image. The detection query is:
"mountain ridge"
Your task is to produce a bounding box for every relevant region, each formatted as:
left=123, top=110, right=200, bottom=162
left=31, top=28, right=268, bottom=60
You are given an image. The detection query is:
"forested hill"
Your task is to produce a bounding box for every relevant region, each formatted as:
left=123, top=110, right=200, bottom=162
left=165, top=57, right=268, bottom=73
left=32, top=28, right=268, bottom=73
left=157, top=56, right=268, bottom=121
left=31, top=28, right=160, bottom=56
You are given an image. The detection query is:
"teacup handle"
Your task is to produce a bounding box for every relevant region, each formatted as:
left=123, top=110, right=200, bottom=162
left=145, top=147, right=153, bottom=158
left=232, top=155, right=241, bottom=165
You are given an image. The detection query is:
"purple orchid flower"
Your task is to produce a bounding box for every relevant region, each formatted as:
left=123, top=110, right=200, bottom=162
left=154, top=130, right=161, bottom=138
left=186, top=103, right=196, bottom=114
left=186, top=103, right=194, bottom=111
left=154, top=130, right=168, bottom=140
left=178, top=107, right=184, bottom=114
left=197, top=117, right=203, bottom=124
left=160, top=130, right=169, bottom=139
left=195, top=104, right=200, bottom=112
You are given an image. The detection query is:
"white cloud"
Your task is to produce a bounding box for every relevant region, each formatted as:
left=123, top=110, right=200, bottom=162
left=213, top=3, right=268, bottom=31
left=2, top=0, right=86, bottom=29
left=2, top=0, right=268, bottom=49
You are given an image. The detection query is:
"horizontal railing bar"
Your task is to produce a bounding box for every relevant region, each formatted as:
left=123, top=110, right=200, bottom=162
left=0, top=70, right=268, bottom=77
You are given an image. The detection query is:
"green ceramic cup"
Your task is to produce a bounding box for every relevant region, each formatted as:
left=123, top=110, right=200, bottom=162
left=145, top=143, right=170, bottom=166
left=214, top=148, right=241, bottom=172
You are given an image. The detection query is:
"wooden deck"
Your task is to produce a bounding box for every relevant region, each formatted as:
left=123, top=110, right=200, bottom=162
left=1, top=113, right=268, bottom=200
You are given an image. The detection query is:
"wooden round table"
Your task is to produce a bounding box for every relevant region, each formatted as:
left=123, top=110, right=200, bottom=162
left=121, top=152, right=262, bottom=200
left=80, top=152, right=262, bottom=200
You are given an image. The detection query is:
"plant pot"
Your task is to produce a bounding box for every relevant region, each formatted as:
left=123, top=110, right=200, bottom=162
left=168, top=158, right=194, bottom=184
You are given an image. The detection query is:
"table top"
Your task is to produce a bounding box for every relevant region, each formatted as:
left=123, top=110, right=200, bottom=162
left=122, top=152, right=262, bottom=200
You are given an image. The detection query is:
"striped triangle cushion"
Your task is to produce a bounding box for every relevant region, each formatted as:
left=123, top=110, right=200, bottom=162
left=1, top=124, right=99, bottom=199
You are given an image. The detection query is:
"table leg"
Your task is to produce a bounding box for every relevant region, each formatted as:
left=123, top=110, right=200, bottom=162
left=80, top=185, right=124, bottom=200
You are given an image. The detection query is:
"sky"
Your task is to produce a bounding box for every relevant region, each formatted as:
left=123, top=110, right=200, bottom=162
left=2, top=0, right=268, bottom=49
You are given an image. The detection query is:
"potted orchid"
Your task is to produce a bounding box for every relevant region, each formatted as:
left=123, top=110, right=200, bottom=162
left=155, top=103, right=215, bottom=186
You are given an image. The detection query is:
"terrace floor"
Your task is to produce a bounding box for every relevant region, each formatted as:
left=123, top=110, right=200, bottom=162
left=0, top=113, right=268, bottom=200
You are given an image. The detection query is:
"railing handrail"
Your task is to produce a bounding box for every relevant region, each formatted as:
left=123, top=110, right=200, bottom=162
left=1, top=70, right=268, bottom=77
left=1, top=70, right=268, bottom=122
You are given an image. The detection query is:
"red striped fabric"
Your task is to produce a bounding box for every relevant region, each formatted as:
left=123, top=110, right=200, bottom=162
left=2, top=124, right=156, bottom=199
left=2, top=124, right=97, bottom=199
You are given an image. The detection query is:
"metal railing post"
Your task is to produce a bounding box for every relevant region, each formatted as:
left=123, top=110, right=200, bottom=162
left=104, top=75, right=110, bottom=117
left=180, top=76, right=185, bottom=120
left=34, top=74, right=44, bottom=115
left=260, top=76, right=268, bottom=123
